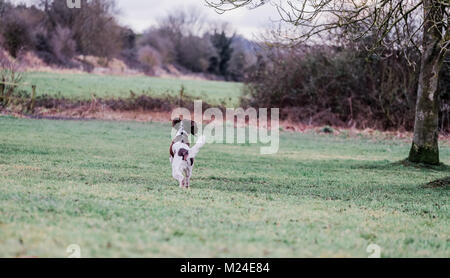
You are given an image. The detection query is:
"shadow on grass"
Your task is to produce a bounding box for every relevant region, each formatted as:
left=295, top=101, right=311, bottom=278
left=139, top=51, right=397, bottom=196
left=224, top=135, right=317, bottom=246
left=394, top=159, right=450, bottom=171
left=352, top=159, right=450, bottom=172
left=422, top=176, right=450, bottom=189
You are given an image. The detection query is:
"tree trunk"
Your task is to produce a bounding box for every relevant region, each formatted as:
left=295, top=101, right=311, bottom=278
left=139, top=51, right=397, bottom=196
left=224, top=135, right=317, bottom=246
left=408, top=0, right=445, bottom=165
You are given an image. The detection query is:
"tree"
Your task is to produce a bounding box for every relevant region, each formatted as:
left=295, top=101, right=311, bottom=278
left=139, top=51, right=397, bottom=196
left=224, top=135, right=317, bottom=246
left=0, top=6, right=37, bottom=58
left=0, top=0, right=10, bottom=15
left=40, top=0, right=122, bottom=60
left=208, top=30, right=235, bottom=78
left=158, top=6, right=208, bottom=38
left=177, top=34, right=216, bottom=72
left=207, top=0, right=449, bottom=165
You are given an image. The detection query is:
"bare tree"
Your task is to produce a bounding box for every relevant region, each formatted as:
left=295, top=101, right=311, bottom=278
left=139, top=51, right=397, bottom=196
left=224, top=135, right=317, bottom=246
left=159, top=6, right=208, bottom=38
left=39, top=0, right=122, bottom=60
left=142, top=7, right=216, bottom=73
left=207, top=0, right=449, bottom=165
left=50, top=25, right=76, bottom=64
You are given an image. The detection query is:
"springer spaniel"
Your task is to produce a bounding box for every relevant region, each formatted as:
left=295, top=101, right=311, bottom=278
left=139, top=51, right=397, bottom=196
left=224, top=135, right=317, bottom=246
left=170, top=118, right=205, bottom=188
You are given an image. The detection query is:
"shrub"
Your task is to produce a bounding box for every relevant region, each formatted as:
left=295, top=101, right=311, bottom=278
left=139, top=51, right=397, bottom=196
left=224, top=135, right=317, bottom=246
left=50, top=26, right=76, bottom=65
left=139, top=28, right=176, bottom=64
left=138, top=46, right=161, bottom=74
left=0, top=50, right=23, bottom=106
left=0, top=13, right=32, bottom=57
left=177, top=35, right=215, bottom=73
left=242, top=45, right=446, bottom=131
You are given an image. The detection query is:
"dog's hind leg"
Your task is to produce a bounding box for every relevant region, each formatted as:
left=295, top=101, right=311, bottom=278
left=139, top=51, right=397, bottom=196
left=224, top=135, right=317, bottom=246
left=181, top=169, right=190, bottom=188
left=175, top=175, right=184, bottom=188
left=185, top=176, right=190, bottom=188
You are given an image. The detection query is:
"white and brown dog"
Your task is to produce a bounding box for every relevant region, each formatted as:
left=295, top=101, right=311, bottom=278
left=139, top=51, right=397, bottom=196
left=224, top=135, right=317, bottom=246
left=170, top=118, right=205, bottom=188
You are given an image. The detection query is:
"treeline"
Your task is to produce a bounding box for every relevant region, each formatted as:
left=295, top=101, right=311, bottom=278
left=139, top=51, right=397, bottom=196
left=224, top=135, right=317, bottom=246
left=134, top=9, right=258, bottom=80
left=0, top=0, right=258, bottom=81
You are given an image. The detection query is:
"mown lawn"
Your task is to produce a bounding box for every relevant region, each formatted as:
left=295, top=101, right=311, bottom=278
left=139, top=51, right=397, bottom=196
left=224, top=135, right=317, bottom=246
left=22, top=72, right=243, bottom=106
left=0, top=116, right=448, bottom=257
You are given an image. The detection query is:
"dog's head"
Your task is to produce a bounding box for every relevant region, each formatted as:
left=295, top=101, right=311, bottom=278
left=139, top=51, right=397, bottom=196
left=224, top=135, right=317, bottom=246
left=172, top=118, right=198, bottom=136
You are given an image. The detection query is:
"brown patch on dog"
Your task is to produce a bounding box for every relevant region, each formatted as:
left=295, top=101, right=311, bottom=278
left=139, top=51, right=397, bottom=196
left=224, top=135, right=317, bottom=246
left=189, top=120, right=197, bottom=135
left=172, top=118, right=182, bottom=127
left=178, top=148, right=189, bottom=161
left=169, top=141, right=175, bottom=158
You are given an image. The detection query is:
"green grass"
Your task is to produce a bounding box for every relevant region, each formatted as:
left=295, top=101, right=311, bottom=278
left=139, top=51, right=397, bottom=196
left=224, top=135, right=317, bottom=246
left=0, top=116, right=449, bottom=257
left=22, top=72, right=243, bottom=106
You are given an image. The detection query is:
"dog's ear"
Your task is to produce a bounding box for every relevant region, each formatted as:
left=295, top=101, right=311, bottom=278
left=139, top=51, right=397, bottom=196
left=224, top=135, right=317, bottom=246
left=190, top=120, right=198, bottom=135
left=172, top=118, right=182, bottom=128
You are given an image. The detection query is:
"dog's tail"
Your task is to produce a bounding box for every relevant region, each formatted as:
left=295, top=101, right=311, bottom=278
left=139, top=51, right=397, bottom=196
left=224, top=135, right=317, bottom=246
left=189, top=135, right=206, bottom=159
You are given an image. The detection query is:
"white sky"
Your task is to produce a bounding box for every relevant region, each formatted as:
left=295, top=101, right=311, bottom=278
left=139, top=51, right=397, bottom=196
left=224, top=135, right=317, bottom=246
left=12, top=0, right=278, bottom=39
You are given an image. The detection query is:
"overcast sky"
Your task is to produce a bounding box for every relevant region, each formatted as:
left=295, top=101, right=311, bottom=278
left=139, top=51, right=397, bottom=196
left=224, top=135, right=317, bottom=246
left=12, top=0, right=278, bottom=39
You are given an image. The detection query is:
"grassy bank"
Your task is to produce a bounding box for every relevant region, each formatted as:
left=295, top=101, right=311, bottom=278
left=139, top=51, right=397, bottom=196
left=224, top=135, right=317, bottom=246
left=22, top=72, right=242, bottom=106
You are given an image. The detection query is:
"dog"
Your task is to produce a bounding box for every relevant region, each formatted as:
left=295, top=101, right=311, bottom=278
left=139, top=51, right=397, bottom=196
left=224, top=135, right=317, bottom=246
left=170, top=118, right=205, bottom=188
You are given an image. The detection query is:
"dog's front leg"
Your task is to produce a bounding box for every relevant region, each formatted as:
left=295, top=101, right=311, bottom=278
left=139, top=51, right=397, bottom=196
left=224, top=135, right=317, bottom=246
left=179, top=178, right=184, bottom=188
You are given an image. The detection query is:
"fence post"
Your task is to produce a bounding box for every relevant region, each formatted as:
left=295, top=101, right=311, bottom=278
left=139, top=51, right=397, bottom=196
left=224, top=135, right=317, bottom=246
left=30, top=85, right=36, bottom=111
left=0, top=80, right=4, bottom=104
left=4, top=86, right=14, bottom=106
left=179, top=85, right=184, bottom=107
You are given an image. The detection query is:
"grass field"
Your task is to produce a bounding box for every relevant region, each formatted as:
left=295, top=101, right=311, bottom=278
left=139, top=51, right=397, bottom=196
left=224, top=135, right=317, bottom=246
left=0, top=116, right=448, bottom=257
left=23, top=72, right=243, bottom=106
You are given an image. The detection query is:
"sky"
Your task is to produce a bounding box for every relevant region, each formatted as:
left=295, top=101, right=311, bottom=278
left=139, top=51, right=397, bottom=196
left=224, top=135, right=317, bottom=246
left=12, top=0, right=279, bottom=39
